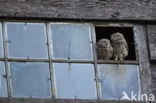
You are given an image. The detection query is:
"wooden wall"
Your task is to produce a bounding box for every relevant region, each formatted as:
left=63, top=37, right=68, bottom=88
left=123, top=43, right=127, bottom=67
left=0, top=0, right=156, bottom=20
left=151, top=64, right=156, bottom=97
left=147, top=25, right=156, bottom=61
left=147, top=25, right=156, bottom=102
left=0, top=0, right=156, bottom=103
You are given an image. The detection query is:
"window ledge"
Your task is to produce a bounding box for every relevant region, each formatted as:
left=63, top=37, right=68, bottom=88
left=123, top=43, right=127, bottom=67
left=0, top=98, right=143, bottom=103
left=97, top=60, right=139, bottom=65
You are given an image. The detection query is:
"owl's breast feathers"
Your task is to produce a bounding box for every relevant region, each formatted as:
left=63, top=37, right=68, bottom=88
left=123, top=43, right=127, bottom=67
left=113, top=40, right=128, bottom=52
left=97, top=44, right=113, bottom=60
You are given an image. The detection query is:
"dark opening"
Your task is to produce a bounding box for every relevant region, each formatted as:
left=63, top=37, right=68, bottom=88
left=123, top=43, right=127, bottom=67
left=95, top=27, right=136, bottom=60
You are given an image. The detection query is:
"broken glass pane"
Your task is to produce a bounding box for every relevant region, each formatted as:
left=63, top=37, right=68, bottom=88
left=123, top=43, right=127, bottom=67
left=98, top=64, right=140, bottom=100
left=7, top=23, right=48, bottom=58
left=0, top=62, right=8, bottom=97
left=54, top=63, right=97, bottom=99
left=51, top=24, right=93, bottom=60
left=9, top=62, right=52, bottom=98
left=0, top=23, right=3, bottom=57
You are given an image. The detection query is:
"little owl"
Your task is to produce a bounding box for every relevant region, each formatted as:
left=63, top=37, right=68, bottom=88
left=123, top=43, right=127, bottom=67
left=97, top=38, right=113, bottom=60
left=111, top=32, right=128, bottom=61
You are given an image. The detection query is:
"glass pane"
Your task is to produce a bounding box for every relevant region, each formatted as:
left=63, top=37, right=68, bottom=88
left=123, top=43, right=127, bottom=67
left=0, top=62, right=8, bottom=97
left=9, top=62, right=52, bottom=98
left=7, top=23, right=48, bottom=58
left=98, top=64, right=140, bottom=100
left=0, top=23, right=3, bottom=57
left=51, top=24, right=93, bottom=60
left=54, top=63, right=97, bottom=99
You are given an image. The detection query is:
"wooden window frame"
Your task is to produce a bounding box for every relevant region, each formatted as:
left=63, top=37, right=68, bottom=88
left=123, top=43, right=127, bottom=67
left=0, top=21, right=151, bottom=102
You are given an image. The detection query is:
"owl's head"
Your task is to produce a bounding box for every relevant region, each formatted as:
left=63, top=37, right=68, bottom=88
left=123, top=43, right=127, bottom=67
left=97, top=38, right=111, bottom=48
left=111, top=32, right=125, bottom=42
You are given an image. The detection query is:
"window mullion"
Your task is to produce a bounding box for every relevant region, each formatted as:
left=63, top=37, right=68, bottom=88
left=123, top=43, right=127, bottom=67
left=46, top=22, right=56, bottom=98
left=2, top=22, right=12, bottom=97
left=90, top=24, right=101, bottom=100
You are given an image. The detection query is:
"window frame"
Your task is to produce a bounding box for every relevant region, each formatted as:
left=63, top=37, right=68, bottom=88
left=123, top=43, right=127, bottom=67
left=0, top=21, right=141, bottom=101
left=93, top=23, right=139, bottom=64
left=6, top=22, right=48, bottom=59
left=91, top=23, right=140, bottom=100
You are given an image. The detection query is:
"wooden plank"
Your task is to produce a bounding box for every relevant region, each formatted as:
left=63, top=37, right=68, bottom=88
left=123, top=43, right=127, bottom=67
left=151, top=63, right=156, bottom=100
left=147, top=25, right=156, bottom=34
left=0, top=98, right=143, bottom=103
left=147, top=25, right=156, bottom=60
left=0, top=0, right=156, bottom=20
left=151, top=71, right=156, bottom=79
left=149, top=44, right=156, bottom=60
left=151, top=64, right=156, bottom=72
left=148, top=37, right=156, bottom=44
left=97, top=60, right=139, bottom=64
left=148, top=33, right=156, bottom=37
left=0, top=98, right=11, bottom=103
left=134, top=25, right=152, bottom=95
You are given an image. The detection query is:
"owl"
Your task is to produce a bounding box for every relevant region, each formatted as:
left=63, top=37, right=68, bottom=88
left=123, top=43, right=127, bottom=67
left=97, top=38, right=113, bottom=60
left=111, top=32, right=128, bottom=61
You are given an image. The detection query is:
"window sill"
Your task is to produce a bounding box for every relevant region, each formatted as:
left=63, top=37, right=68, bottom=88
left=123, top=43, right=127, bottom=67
left=97, top=60, right=139, bottom=65
left=0, top=97, right=143, bottom=103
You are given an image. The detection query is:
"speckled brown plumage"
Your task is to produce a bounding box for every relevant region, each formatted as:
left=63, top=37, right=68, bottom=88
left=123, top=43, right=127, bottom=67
left=97, top=38, right=113, bottom=60
left=111, top=32, right=128, bottom=61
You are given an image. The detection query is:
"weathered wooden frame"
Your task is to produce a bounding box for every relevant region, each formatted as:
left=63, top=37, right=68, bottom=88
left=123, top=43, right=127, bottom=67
left=0, top=21, right=152, bottom=102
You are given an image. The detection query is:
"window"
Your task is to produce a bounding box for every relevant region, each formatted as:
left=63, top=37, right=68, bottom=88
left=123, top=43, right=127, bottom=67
left=6, top=23, right=48, bottom=58
left=98, top=64, right=140, bottom=99
left=4, top=22, right=52, bottom=98
left=50, top=23, right=96, bottom=99
left=51, top=24, right=93, bottom=60
left=0, top=21, right=140, bottom=100
left=95, top=26, right=136, bottom=60
left=0, top=62, right=8, bottom=97
left=95, top=24, right=140, bottom=100
left=54, top=63, right=96, bottom=99
left=9, top=62, right=52, bottom=98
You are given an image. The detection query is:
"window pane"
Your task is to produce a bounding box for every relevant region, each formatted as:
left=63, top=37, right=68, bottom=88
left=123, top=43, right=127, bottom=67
left=0, top=62, right=8, bottom=97
left=54, top=63, right=97, bottom=99
left=0, top=23, right=3, bottom=57
left=7, top=23, right=48, bottom=58
left=98, top=64, right=140, bottom=100
left=9, top=62, right=52, bottom=98
left=51, top=24, right=93, bottom=60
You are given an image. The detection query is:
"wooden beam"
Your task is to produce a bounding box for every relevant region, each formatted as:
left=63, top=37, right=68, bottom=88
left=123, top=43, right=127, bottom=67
left=147, top=25, right=156, bottom=61
left=0, top=0, right=156, bottom=20
left=0, top=98, right=143, bottom=103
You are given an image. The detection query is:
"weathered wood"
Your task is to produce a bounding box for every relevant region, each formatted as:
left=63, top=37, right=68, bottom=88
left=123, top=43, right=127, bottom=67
left=134, top=25, right=152, bottom=96
left=148, top=33, right=156, bottom=37
left=147, top=26, right=156, bottom=34
left=0, top=0, right=156, bottom=20
left=0, top=98, right=143, bottom=103
left=7, top=58, right=94, bottom=63
left=148, top=37, right=156, bottom=43
left=151, top=71, right=156, bottom=79
left=150, top=64, right=156, bottom=102
left=149, top=44, right=156, bottom=60
left=97, top=60, right=139, bottom=64
left=146, top=25, right=156, bottom=61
